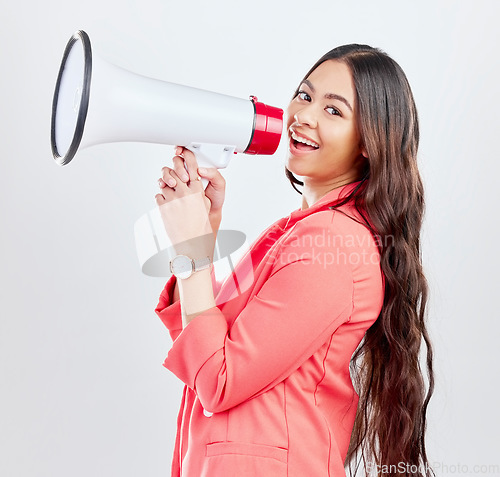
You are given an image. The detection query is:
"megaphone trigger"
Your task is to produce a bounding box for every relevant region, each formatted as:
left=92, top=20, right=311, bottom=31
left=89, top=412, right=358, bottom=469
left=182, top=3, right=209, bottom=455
left=184, top=143, right=236, bottom=189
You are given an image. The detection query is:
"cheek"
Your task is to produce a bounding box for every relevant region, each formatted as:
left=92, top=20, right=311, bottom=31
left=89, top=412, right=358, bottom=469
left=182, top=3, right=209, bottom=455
left=336, top=127, right=360, bottom=153
left=347, top=129, right=362, bottom=154
left=319, top=128, right=360, bottom=162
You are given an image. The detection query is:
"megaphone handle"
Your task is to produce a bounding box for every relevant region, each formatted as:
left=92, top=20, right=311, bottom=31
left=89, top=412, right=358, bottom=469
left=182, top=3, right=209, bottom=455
left=184, top=143, right=236, bottom=190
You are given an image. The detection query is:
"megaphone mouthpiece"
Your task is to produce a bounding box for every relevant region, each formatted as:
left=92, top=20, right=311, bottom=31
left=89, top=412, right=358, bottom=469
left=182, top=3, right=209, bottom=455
left=245, top=97, right=283, bottom=155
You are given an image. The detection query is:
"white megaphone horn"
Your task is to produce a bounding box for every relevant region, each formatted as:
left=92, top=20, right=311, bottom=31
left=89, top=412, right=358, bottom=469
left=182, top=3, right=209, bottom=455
left=51, top=30, right=283, bottom=278
left=50, top=30, right=283, bottom=173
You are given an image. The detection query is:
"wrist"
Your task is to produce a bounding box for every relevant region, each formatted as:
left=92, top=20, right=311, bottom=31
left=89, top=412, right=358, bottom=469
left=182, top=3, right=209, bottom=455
left=177, top=267, right=216, bottom=326
left=170, top=254, right=212, bottom=280
left=172, top=231, right=215, bottom=261
left=210, top=212, right=222, bottom=235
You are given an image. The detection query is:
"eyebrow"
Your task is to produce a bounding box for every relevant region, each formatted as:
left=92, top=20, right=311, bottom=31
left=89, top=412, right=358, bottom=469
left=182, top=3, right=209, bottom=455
left=302, top=79, right=353, bottom=112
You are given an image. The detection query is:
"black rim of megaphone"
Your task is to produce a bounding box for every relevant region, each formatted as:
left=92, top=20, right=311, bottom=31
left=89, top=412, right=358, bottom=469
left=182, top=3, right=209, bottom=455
left=51, top=30, right=92, bottom=166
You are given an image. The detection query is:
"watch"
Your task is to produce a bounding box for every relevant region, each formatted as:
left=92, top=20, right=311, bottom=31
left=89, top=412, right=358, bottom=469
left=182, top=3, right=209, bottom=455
left=169, top=254, right=212, bottom=280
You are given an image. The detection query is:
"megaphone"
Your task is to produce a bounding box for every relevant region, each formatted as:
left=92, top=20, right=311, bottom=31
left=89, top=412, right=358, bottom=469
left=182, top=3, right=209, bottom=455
left=51, top=30, right=283, bottom=278
left=50, top=30, right=283, bottom=171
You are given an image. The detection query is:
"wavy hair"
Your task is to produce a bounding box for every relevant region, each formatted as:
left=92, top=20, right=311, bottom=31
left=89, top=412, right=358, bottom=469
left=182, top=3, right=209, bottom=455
left=285, top=45, right=435, bottom=476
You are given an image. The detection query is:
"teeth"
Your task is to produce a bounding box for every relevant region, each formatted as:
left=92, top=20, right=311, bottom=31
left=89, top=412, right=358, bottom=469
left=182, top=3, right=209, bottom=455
left=291, top=131, right=319, bottom=148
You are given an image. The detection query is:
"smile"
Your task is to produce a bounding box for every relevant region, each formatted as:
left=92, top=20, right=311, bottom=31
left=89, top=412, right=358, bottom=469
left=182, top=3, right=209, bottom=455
left=290, top=131, right=320, bottom=149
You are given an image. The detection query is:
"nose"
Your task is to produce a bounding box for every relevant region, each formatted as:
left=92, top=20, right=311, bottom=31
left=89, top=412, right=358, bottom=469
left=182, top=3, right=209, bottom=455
left=293, top=107, right=317, bottom=128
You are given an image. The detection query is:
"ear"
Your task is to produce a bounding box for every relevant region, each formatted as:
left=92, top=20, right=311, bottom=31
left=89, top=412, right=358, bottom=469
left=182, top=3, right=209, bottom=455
left=357, top=138, right=368, bottom=159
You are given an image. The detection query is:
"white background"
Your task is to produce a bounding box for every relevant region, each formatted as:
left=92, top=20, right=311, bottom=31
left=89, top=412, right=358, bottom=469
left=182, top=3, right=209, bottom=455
left=1, top=0, right=499, bottom=475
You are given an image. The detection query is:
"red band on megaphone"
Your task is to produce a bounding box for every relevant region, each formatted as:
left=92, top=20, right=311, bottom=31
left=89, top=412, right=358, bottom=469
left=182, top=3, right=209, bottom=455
left=245, top=98, right=283, bottom=155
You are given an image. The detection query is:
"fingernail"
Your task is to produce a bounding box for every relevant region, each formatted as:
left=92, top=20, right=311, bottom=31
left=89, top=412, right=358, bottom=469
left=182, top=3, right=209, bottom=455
left=198, top=167, right=207, bottom=174
left=167, top=178, right=176, bottom=187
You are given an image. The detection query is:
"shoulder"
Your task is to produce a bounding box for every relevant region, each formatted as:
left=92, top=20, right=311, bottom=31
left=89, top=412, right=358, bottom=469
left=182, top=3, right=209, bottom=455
left=276, top=207, right=382, bottom=277
left=331, top=207, right=380, bottom=251
left=284, top=207, right=379, bottom=252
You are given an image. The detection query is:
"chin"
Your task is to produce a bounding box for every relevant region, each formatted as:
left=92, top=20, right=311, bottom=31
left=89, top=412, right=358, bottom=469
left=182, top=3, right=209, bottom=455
left=286, top=158, right=308, bottom=179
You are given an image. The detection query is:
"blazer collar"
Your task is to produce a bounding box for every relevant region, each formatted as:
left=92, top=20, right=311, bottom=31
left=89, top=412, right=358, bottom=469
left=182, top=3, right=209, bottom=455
left=281, top=180, right=363, bottom=230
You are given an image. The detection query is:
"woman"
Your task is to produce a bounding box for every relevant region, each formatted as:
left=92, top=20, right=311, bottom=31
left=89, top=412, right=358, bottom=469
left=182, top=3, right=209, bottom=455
left=155, top=44, right=435, bottom=477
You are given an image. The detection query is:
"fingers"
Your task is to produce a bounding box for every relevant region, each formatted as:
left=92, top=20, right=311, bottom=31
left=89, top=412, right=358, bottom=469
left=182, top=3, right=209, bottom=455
left=171, top=155, right=190, bottom=183
left=162, top=146, right=203, bottom=186
left=156, top=173, right=175, bottom=204
left=155, top=192, right=166, bottom=205
left=158, top=165, right=203, bottom=205
left=160, top=168, right=186, bottom=191
left=171, top=146, right=200, bottom=183
left=156, top=147, right=205, bottom=204
left=160, top=168, right=177, bottom=188
left=197, top=166, right=226, bottom=212
left=177, top=147, right=200, bottom=182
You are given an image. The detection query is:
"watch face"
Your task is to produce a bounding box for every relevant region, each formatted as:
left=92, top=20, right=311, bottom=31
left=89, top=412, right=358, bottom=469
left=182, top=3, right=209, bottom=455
left=170, top=255, right=193, bottom=280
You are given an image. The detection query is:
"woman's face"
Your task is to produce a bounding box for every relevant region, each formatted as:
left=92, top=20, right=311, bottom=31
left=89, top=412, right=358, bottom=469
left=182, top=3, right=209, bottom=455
left=286, top=60, right=366, bottom=184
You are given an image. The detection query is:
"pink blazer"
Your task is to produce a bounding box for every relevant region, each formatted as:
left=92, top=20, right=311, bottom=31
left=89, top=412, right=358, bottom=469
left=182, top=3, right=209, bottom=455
left=155, top=181, right=384, bottom=477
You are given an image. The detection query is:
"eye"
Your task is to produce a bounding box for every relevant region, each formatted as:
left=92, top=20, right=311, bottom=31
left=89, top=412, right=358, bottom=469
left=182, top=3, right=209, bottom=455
left=297, top=90, right=311, bottom=102
left=325, top=106, right=341, bottom=116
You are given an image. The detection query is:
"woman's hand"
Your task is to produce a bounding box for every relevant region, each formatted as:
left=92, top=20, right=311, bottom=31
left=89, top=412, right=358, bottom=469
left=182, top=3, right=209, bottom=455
left=157, top=147, right=226, bottom=234
left=155, top=147, right=225, bottom=258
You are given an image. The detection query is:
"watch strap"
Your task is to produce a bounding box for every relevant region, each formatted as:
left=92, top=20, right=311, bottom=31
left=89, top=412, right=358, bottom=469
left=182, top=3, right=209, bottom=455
left=193, top=256, right=212, bottom=272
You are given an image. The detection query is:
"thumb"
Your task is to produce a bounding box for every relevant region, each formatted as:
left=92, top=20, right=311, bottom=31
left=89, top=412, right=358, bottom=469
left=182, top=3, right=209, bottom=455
left=197, top=167, right=225, bottom=191
left=197, top=166, right=225, bottom=211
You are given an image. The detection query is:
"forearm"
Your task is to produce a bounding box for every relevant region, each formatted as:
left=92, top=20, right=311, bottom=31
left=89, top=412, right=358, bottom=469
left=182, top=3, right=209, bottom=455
left=178, top=268, right=216, bottom=327
left=174, top=212, right=221, bottom=324
left=173, top=281, right=180, bottom=302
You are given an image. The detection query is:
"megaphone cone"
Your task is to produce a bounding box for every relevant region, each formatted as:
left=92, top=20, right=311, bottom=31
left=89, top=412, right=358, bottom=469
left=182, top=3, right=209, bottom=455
left=51, top=31, right=283, bottom=277
left=51, top=30, right=283, bottom=168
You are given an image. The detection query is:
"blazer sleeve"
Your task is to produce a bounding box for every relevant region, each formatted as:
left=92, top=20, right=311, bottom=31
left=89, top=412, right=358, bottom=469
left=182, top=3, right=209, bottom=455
left=158, top=215, right=365, bottom=414
left=155, top=268, right=222, bottom=342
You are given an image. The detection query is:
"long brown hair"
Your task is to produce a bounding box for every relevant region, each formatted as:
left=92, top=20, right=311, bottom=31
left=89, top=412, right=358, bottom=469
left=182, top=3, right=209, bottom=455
left=285, top=45, right=435, bottom=476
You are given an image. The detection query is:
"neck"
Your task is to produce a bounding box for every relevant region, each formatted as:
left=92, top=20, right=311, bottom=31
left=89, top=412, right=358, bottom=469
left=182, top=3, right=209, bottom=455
left=300, top=175, right=359, bottom=210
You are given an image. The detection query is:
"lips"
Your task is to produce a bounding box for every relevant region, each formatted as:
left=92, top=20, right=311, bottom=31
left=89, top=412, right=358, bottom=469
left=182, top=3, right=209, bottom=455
left=289, top=129, right=320, bottom=154
left=290, top=130, right=320, bottom=148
